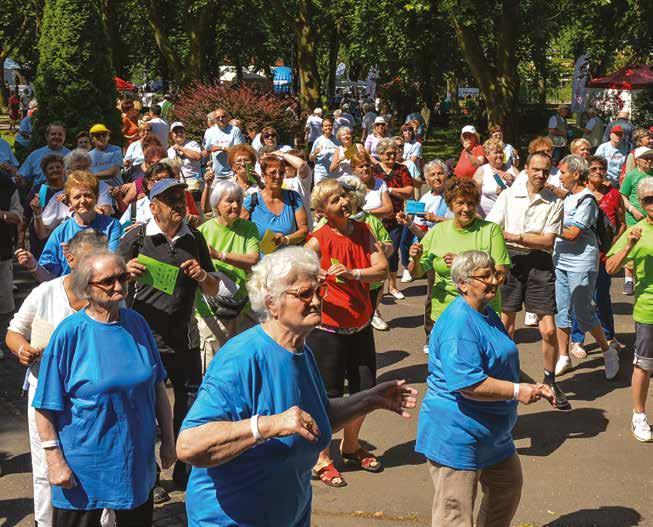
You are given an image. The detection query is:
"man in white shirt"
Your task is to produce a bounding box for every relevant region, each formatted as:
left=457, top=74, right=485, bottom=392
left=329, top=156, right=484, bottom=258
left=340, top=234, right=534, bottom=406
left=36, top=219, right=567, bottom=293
left=304, top=108, right=323, bottom=149
left=487, top=151, right=571, bottom=411
left=595, top=125, right=628, bottom=186
left=360, top=103, right=378, bottom=142
left=149, top=104, right=170, bottom=147
left=202, top=108, right=245, bottom=179
left=548, top=105, right=569, bottom=164
left=582, top=108, right=604, bottom=149
left=168, top=122, right=202, bottom=195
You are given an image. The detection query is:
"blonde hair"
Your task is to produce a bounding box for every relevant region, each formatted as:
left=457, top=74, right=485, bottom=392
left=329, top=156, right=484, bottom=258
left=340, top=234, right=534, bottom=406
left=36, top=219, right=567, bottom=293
left=311, top=179, right=342, bottom=212
left=570, top=137, right=591, bottom=154
left=64, top=170, right=99, bottom=198
left=483, top=138, right=504, bottom=153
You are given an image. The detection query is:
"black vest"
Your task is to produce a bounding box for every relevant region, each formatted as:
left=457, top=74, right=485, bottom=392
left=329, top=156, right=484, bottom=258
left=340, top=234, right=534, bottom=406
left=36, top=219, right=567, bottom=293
left=0, top=173, right=17, bottom=260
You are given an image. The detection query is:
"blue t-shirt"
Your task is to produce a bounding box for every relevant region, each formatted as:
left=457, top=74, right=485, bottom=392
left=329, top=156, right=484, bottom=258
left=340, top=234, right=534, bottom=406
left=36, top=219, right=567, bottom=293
left=0, top=138, right=19, bottom=168
left=273, top=66, right=293, bottom=94
left=244, top=189, right=304, bottom=239
left=203, top=125, right=245, bottom=178
left=181, top=325, right=332, bottom=527
left=89, top=145, right=123, bottom=188
left=553, top=188, right=599, bottom=273
left=15, top=115, right=32, bottom=147
left=32, top=308, right=167, bottom=510
left=39, top=214, right=123, bottom=277
left=415, top=296, right=519, bottom=470
left=18, top=145, right=71, bottom=185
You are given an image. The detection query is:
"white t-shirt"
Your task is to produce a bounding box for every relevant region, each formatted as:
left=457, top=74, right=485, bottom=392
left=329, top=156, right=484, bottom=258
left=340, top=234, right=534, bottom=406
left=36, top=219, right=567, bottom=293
left=168, top=141, right=202, bottom=184
left=149, top=117, right=170, bottom=148
left=305, top=115, right=323, bottom=142
left=362, top=178, right=388, bottom=212
left=119, top=196, right=152, bottom=227
left=413, top=191, right=452, bottom=229
left=9, top=277, right=76, bottom=386
left=283, top=170, right=314, bottom=229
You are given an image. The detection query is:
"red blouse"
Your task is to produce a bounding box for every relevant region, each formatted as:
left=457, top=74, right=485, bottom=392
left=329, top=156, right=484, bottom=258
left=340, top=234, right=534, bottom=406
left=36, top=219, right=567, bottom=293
left=372, top=162, right=413, bottom=230
left=309, top=221, right=373, bottom=330
left=598, top=187, right=621, bottom=227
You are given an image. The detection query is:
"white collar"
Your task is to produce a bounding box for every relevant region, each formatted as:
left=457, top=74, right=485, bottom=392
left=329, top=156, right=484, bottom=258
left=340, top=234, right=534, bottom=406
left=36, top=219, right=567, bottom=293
left=145, top=219, right=192, bottom=243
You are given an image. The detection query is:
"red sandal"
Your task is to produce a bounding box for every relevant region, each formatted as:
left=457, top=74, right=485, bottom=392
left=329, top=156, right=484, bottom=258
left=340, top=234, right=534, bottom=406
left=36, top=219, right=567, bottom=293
left=311, top=462, right=347, bottom=488
left=342, top=448, right=383, bottom=473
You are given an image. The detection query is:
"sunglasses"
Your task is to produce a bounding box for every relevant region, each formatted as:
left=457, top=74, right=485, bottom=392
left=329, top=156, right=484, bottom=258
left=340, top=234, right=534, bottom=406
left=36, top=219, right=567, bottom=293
left=641, top=196, right=653, bottom=205
left=263, top=134, right=277, bottom=139
left=89, top=272, right=130, bottom=289
left=383, top=151, right=397, bottom=157
left=284, top=283, right=328, bottom=303
left=92, top=133, right=108, bottom=138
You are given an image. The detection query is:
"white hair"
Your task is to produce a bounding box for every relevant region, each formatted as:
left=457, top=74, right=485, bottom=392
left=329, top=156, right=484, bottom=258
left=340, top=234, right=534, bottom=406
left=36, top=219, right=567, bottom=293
left=334, top=109, right=343, bottom=118
left=451, top=250, right=495, bottom=292
left=424, top=159, right=449, bottom=178
left=339, top=175, right=367, bottom=211
left=70, top=251, right=126, bottom=300
left=247, top=247, right=321, bottom=320
left=209, top=179, right=244, bottom=210
left=313, top=107, right=323, bottom=116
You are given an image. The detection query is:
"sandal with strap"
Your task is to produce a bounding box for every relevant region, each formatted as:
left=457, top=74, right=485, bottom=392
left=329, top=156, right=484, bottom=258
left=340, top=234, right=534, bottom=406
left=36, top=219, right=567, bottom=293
left=311, top=462, right=347, bottom=488
left=342, top=448, right=383, bottom=473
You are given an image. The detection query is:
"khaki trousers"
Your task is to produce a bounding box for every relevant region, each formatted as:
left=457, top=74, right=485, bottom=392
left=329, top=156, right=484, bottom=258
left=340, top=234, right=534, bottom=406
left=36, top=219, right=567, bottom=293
left=428, top=454, right=522, bottom=527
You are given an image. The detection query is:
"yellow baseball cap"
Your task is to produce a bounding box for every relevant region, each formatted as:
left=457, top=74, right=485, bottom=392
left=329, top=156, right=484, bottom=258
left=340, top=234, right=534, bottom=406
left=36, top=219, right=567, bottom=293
left=89, top=124, right=110, bottom=134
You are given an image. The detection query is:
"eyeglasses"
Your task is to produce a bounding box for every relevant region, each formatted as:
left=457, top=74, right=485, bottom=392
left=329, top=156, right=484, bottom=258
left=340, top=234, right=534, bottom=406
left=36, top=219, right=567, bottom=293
left=589, top=166, right=606, bottom=172
left=263, top=134, right=277, bottom=139
left=470, top=271, right=506, bottom=284
left=265, top=170, right=285, bottom=177
left=383, top=151, right=397, bottom=157
left=284, top=283, right=328, bottom=303
left=233, top=159, right=253, bottom=166
left=89, top=272, right=130, bottom=289
left=641, top=196, right=653, bottom=205
left=215, top=115, right=227, bottom=120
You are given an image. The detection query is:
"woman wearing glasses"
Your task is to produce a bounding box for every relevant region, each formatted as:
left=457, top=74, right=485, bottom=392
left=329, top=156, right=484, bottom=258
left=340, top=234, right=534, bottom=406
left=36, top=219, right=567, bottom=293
left=31, top=250, right=175, bottom=526
left=177, top=247, right=415, bottom=526
left=416, top=250, right=554, bottom=527
left=304, top=179, right=389, bottom=487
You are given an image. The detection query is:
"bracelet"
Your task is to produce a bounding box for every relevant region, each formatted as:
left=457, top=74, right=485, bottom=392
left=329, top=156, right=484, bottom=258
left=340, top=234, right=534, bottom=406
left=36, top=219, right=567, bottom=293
left=219, top=251, right=227, bottom=261
left=512, top=383, right=520, bottom=401
left=352, top=268, right=362, bottom=280
left=282, top=235, right=290, bottom=246
left=250, top=414, right=265, bottom=445
left=41, top=439, right=61, bottom=449
left=198, top=270, right=208, bottom=283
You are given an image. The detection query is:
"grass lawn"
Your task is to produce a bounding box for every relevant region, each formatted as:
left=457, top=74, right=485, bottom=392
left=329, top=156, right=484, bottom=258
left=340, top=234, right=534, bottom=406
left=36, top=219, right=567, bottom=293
left=422, top=127, right=460, bottom=162
left=1, top=131, right=16, bottom=148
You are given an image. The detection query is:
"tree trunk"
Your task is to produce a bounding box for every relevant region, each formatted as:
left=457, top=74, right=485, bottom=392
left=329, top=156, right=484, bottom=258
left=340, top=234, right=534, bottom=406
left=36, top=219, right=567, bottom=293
left=144, top=0, right=185, bottom=85
left=327, top=27, right=339, bottom=100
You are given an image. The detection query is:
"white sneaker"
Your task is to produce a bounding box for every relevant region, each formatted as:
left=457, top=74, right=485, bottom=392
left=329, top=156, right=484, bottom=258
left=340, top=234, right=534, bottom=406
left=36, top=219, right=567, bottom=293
left=400, top=269, right=413, bottom=283
left=423, top=344, right=429, bottom=355
left=371, top=312, right=389, bottom=331
left=603, top=344, right=620, bottom=380
left=632, top=413, right=653, bottom=442
left=524, top=312, right=538, bottom=327
left=555, top=355, right=572, bottom=376
left=388, top=288, right=405, bottom=300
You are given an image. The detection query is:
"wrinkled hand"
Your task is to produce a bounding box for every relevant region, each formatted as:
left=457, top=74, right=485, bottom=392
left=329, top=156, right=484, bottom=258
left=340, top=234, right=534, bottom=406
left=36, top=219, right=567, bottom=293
left=56, top=193, right=68, bottom=204
left=18, top=343, right=43, bottom=366
left=260, top=406, right=321, bottom=443
left=517, top=383, right=544, bottom=405
left=632, top=208, right=645, bottom=221
left=47, top=454, right=77, bottom=489
left=273, top=232, right=288, bottom=246
left=126, top=257, right=146, bottom=278
left=15, top=248, right=36, bottom=270
left=180, top=259, right=206, bottom=282
left=423, top=212, right=438, bottom=223
left=204, top=168, right=215, bottom=186
left=628, top=227, right=642, bottom=247
left=313, top=145, right=322, bottom=155
left=159, top=439, right=177, bottom=470
left=408, top=243, right=423, bottom=259
left=187, top=214, right=200, bottom=228
left=443, top=252, right=456, bottom=267
left=30, top=195, right=42, bottom=215
left=396, top=211, right=411, bottom=226
left=327, top=263, right=352, bottom=279
left=367, top=380, right=418, bottom=418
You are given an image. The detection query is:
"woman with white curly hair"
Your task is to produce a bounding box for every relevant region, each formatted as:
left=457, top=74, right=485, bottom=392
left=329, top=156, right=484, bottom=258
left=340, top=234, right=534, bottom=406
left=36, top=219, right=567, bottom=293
left=176, top=246, right=416, bottom=526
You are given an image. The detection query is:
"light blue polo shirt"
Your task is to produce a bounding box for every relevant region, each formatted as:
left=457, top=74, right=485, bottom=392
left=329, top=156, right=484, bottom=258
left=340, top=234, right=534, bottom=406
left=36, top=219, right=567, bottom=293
left=89, top=144, right=123, bottom=188
left=19, top=145, right=71, bottom=185
left=202, top=124, right=245, bottom=178
left=0, top=138, right=19, bottom=168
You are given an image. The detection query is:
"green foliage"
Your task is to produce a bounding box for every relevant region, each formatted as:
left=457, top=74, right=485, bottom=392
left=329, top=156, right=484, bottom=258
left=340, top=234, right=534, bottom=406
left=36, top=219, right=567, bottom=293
left=632, top=87, right=653, bottom=128
left=33, top=0, right=121, bottom=148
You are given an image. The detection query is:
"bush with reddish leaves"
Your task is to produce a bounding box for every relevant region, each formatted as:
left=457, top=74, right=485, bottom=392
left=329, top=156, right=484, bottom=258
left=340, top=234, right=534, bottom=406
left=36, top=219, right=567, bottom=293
left=174, top=82, right=301, bottom=145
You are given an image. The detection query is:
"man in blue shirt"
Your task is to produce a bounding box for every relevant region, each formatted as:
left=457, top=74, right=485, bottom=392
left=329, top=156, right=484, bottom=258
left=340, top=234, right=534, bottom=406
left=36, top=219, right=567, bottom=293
left=272, top=58, right=293, bottom=95
left=18, top=123, right=70, bottom=187
left=595, top=125, right=628, bottom=186
left=0, top=137, right=19, bottom=178
left=202, top=108, right=244, bottom=179
left=88, top=123, right=123, bottom=188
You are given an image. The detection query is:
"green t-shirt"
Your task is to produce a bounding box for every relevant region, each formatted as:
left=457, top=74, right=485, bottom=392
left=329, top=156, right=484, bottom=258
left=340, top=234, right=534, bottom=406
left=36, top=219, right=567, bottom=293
left=606, top=219, right=653, bottom=324
left=197, top=218, right=260, bottom=295
left=620, top=168, right=652, bottom=226
left=416, top=218, right=511, bottom=322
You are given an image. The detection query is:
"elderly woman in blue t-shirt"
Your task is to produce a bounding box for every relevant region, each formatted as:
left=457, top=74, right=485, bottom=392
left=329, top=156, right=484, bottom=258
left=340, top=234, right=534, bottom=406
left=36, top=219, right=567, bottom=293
left=176, top=247, right=416, bottom=527
left=416, top=250, right=553, bottom=527
left=32, top=250, right=174, bottom=526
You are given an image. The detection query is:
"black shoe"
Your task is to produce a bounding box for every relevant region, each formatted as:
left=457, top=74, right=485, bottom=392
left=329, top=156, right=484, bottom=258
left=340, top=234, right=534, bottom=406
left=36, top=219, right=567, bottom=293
left=549, top=383, right=572, bottom=411
left=623, top=281, right=634, bottom=296
left=153, top=485, right=170, bottom=504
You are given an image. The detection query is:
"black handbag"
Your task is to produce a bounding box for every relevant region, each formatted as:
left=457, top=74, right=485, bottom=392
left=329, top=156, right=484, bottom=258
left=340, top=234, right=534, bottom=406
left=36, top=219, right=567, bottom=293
left=203, top=294, right=248, bottom=320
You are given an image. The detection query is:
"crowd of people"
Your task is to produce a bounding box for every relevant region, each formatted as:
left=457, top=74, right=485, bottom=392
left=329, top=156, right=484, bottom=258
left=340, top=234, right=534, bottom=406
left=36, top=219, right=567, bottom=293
left=1, top=94, right=652, bottom=527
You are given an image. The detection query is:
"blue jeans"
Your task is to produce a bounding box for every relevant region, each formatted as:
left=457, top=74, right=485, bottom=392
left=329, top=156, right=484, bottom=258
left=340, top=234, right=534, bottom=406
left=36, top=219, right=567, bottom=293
left=571, top=262, right=615, bottom=342
left=400, top=226, right=417, bottom=269
left=555, top=269, right=600, bottom=332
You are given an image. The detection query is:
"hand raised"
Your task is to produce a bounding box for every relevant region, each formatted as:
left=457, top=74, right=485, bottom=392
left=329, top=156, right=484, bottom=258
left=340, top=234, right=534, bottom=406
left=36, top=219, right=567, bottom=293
left=260, top=406, right=321, bottom=443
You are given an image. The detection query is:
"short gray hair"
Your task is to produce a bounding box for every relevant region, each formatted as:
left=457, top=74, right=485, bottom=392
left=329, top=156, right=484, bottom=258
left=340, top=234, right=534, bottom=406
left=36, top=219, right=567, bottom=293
left=209, top=179, right=244, bottom=210
left=376, top=138, right=395, bottom=154
left=339, top=175, right=367, bottom=211
left=246, top=247, right=321, bottom=320
left=424, top=159, right=449, bottom=178
left=70, top=251, right=126, bottom=300
left=336, top=126, right=352, bottom=142
left=67, top=229, right=108, bottom=261
left=64, top=149, right=91, bottom=172
left=637, top=177, right=653, bottom=202
left=451, top=250, right=495, bottom=291
left=560, top=154, right=589, bottom=182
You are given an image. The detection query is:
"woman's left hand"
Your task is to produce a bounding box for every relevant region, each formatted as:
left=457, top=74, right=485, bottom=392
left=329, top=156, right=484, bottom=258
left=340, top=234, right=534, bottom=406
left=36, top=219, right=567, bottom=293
left=159, top=438, right=177, bottom=470
left=367, top=380, right=418, bottom=418
left=327, top=263, right=352, bottom=279
left=180, top=259, right=207, bottom=282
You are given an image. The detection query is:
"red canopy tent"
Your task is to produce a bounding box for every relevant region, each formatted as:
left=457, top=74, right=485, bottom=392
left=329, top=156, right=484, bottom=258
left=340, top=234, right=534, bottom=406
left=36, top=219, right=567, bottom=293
left=114, top=76, right=136, bottom=91
left=588, top=64, right=653, bottom=90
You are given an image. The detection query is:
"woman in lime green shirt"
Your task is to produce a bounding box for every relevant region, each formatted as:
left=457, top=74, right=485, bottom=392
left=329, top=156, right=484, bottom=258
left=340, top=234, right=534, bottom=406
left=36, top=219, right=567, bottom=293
left=408, top=178, right=510, bottom=325
left=197, top=179, right=260, bottom=361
